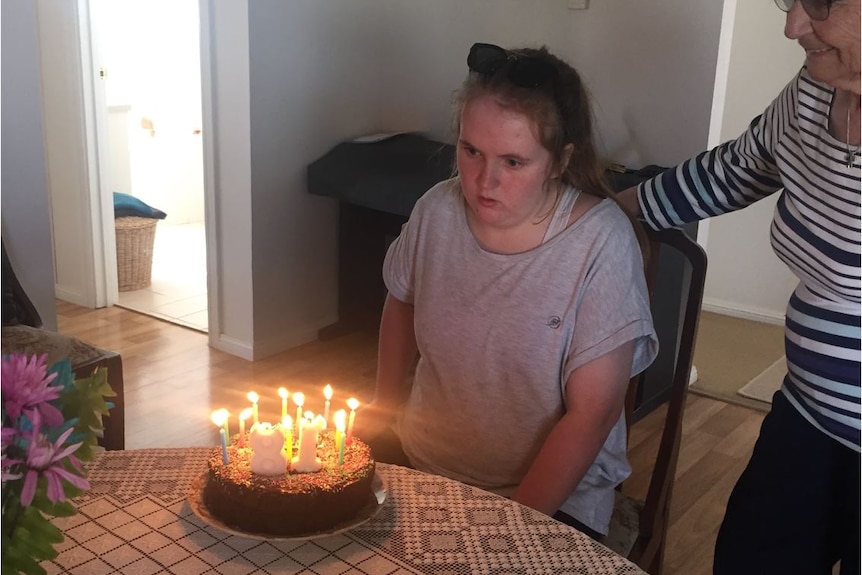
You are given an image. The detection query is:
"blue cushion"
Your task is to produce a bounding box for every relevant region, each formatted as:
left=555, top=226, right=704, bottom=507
left=113, top=192, right=167, bottom=219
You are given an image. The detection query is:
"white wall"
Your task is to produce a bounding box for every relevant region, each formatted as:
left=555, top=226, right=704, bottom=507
left=1, top=2, right=58, bottom=331
left=704, top=1, right=804, bottom=323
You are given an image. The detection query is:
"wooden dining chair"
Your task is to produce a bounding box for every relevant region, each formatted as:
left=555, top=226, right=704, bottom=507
left=603, top=225, right=708, bottom=575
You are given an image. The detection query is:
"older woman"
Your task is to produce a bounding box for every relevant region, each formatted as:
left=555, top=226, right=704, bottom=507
left=618, top=1, right=860, bottom=573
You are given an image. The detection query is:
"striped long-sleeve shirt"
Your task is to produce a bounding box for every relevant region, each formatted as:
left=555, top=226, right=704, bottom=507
left=638, top=67, right=860, bottom=452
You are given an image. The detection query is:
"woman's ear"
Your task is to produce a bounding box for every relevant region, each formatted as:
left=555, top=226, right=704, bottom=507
left=556, top=143, right=575, bottom=178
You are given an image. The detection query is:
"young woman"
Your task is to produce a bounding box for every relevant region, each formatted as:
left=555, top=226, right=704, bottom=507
left=360, top=43, right=657, bottom=538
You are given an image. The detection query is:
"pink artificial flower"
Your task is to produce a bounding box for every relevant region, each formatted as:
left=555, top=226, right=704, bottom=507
left=7, top=411, right=89, bottom=507
left=1, top=353, right=64, bottom=426
left=1, top=426, right=16, bottom=449
left=1, top=432, right=23, bottom=482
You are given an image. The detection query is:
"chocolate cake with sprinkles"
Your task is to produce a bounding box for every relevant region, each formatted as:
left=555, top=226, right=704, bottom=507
left=202, top=431, right=376, bottom=537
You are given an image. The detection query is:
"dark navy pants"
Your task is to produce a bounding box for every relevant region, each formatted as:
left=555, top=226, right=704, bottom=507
left=714, top=391, right=860, bottom=575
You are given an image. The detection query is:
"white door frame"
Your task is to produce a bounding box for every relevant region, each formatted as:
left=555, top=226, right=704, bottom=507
left=77, top=0, right=117, bottom=308
left=77, top=0, right=220, bottom=343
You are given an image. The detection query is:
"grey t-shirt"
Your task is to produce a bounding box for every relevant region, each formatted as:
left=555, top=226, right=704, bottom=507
left=383, top=178, right=658, bottom=534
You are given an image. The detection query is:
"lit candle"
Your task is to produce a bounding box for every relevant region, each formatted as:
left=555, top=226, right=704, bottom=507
left=212, top=408, right=230, bottom=439
left=249, top=422, right=289, bottom=475
left=334, top=409, right=347, bottom=466
left=247, top=391, right=260, bottom=425
left=238, top=407, right=253, bottom=448
left=323, top=384, right=333, bottom=426
left=281, top=415, right=294, bottom=460
left=292, top=414, right=326, bottom=473
left=292, top=392, right=305, bottom=436
left=346, top=397, right=360, bottom=443
left=278, top=387, right=289, bottom=420
left=211, top=410, right=229, bottom=465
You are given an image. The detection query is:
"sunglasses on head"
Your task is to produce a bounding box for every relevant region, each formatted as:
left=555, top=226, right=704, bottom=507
left=774, top=0, right=835, bottom=21
left=467, top=43, right=557, bottom=89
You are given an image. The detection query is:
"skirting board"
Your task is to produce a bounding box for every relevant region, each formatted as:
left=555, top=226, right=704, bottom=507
left=702, top=298, right=785, bottom=326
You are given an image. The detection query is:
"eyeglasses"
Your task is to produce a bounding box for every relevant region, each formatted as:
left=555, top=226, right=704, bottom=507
left=774, top=0, right=835, bottom=21
left=467, top=43, right=557, bottom=89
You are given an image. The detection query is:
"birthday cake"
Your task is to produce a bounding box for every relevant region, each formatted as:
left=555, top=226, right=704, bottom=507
left=202, top=430, right=376, bottom=537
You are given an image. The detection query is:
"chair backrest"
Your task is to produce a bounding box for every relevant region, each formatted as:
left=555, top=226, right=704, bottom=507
left=624, top=225, right=708, bottom=572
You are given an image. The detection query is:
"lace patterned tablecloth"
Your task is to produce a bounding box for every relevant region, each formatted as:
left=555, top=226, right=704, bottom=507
left=43, top=448, right=645, bottom=574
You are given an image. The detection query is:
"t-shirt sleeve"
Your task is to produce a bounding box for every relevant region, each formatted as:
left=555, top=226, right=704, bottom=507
left=563, top=210, right=658, bottom=381
left=382, top=219, right=415, bottom=304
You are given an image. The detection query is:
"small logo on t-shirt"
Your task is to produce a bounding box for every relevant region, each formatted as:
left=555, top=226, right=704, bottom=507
left=546, top=316, right=561, bottom=329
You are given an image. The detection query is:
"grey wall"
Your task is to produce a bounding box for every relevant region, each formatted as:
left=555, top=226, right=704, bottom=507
left=2, top=1, right=57, bottom=331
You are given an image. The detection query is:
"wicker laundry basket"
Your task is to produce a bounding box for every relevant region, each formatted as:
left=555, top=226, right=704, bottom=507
left=115, top=217, right=158, bottom=291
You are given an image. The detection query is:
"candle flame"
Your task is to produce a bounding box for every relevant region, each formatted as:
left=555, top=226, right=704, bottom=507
left=239, top=408, right=253, bottom=421
left=247, top=391, right=259, bottom=403
left=293, top=392, right=305, bottom=406
left=210, top=408, right=228, bottom=426
left=278, top=387, right=288, bottom=399
left=282, top=415, right=293, bottom=429
left=347, top=397, right=360, bottom=411
left=323, top=384, right=333, bottom=400
left=334, top=409, right=347, bottom=432
left=304, top=410, right=314, bottom=421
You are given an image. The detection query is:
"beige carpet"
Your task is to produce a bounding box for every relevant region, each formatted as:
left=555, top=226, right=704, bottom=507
left=689, top=312, right=785, bottom=413
left=737, top=356, right=786, bottom=404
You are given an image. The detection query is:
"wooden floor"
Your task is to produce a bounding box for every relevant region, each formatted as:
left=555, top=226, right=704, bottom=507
left=56, top=300, right=767, bottom=575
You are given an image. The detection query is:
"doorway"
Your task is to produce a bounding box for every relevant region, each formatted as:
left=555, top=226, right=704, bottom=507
left=92, top=0, right=207, bottom=332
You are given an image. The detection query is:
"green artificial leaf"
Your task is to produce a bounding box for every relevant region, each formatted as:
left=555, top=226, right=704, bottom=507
left=3, top=507, right=58, bottom=574
left=3, top=357, right=116, bottom=573
left=59, top=367, right=116, bottom=462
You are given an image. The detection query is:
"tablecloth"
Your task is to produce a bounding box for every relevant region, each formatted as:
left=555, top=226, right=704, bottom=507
left=43, top=448, right=645, bottom=574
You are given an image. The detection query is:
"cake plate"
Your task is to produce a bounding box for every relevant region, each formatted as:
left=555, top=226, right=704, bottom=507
left=187, top=471, right=387, bottom=541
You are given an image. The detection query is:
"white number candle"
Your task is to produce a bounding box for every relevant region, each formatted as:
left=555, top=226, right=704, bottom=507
left=292, top=414, right=326, bottom=473
left=249, top=422, right=289, bottom=476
